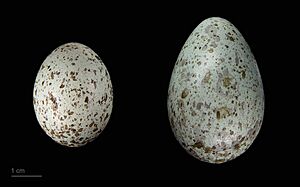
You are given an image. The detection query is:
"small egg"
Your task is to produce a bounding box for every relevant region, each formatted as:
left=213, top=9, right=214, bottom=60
left=33, top=42, right=113, bottom=147
left=167, top=17, right=264, bottom=163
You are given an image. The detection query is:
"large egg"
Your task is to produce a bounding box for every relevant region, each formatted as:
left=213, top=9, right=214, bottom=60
left=33, top=42, right=113, bottom=147
left=167, top=17, right=264, bottom=163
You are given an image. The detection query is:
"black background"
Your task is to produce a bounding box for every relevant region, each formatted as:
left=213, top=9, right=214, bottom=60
left=4, top=2, right=297, bottom=185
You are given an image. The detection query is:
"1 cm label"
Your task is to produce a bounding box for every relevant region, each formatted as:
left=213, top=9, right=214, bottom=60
left=11, top=168, right=26, bottom=174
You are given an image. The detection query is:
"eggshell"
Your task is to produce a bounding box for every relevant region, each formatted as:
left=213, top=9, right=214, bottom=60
left=167, top=17, right=264, bottom=163
left=33, top=42, right=113, bottom=147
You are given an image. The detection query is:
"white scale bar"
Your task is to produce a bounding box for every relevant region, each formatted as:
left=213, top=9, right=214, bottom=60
left=11, top=175, right=42, bottom=178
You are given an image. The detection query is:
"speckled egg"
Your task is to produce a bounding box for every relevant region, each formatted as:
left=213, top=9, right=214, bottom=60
left=167, top=17, right=264, bottom=163
left=33, top=42, right=113, bottom=147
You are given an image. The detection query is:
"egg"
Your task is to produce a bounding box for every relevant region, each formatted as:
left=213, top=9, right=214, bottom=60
left=33, top=42, right=113, bottom=147
left=167, top=17, right=264, bottom=163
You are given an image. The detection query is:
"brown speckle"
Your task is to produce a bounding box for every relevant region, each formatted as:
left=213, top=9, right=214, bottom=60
left=91, top=80, right=97, bottom=89
left=234, top=144, right=240, bottom=150
left=193, top=141, right=204, bottom=149
left=202, top=71, right=211, bottom=84
left=241, top=70, right=246, bottom=79
left=216, top=107, right=231, bottom=120
left=204, top=147, right=213, bottom=153
left=104, top=113, right=109, bottom=121
left=226, top=33, right=235, bottom=41
left=216, top=111, right=220, bottom=120
left=181, top=88, right=189, bottom=99
left=89, top=122, right=94, bottom=127
left=196, top=102, right=202, bottom=110
left=223, top=76, right=232, bottom=88
left=70, top=71, right=77, bottom=81
left=49, top=92, right=58, bottom=111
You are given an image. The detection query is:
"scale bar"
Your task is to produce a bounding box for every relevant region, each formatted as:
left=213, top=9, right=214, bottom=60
left=11, top=175, right=42, bottom=178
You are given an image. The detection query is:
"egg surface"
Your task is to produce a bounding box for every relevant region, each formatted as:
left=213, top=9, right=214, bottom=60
left=167, top=17, right=264, bottom=163
left=33, top=42, right=113, bottom=147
